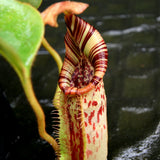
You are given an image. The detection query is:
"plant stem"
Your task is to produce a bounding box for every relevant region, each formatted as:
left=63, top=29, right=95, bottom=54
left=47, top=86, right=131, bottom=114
left=42, top=38, right=63, bottom=73
left=21, top=74, right=59, bottom=155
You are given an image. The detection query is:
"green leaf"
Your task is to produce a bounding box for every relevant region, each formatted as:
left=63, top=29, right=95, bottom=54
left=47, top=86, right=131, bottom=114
left=0, top=0, right=44, bottom=79
left=18, top=0, right=42, bottom=8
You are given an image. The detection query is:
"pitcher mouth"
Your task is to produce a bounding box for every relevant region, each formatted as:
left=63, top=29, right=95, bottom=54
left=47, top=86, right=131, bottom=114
left=59, top=14, right=108, bottom=95
left=59, top=55, right=95, bottom=95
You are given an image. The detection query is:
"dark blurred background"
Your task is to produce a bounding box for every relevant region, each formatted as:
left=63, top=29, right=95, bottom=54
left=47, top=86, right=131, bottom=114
left=0, top=0, right=160, bottom=159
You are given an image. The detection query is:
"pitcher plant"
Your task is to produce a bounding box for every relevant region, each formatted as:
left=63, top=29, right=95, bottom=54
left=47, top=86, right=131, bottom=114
left=0, top=0, right=108, bottom=159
